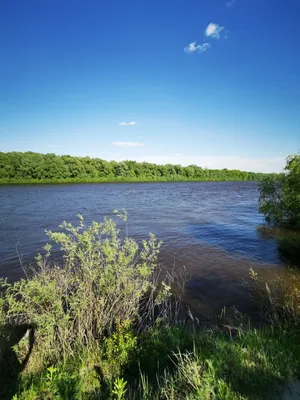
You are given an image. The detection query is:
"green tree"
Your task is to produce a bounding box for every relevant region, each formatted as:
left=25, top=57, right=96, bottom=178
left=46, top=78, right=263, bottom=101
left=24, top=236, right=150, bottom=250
left=259, top=155, right=300, bottom=229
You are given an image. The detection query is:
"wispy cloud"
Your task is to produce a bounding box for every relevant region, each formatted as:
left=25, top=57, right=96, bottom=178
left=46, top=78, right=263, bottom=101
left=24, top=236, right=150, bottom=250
left=184, top=42, right=210, bottom=54
left=112, top=141, right=145, bottom=148
left=226, top=0, right=236, bottom=7
left=175, top=153, right=183, bottom=156
left=119, top=121, right=137, bottom=126
left=205, top=23, right=225, bottom=39
left=48, top=144, right=56, bottom=148
left=83, top=152, right=97, bottom=157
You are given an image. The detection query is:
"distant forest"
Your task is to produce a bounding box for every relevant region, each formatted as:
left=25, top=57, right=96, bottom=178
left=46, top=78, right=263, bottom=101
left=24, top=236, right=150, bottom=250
left=0, top=152, right=277, bottom=183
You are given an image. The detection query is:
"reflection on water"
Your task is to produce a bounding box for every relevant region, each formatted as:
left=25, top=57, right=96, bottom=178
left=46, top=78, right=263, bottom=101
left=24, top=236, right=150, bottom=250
left=160, top=242, right=279, bottom=320
left=257, top=225, right=300, bottom=267
left=0, top=182, right=286, bottom=315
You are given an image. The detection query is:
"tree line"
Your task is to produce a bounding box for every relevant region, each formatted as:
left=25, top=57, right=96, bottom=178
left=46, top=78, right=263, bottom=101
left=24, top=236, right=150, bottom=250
left=0, top=151, right=276, bottom=183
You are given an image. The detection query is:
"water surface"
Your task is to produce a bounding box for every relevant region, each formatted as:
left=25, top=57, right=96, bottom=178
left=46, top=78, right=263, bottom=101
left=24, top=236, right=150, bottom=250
left=0, top=182, right=284, bottom=316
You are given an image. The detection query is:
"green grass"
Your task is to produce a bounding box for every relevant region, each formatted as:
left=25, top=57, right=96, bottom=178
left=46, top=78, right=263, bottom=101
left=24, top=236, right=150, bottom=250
left=8, top=325, right=300, bottom=399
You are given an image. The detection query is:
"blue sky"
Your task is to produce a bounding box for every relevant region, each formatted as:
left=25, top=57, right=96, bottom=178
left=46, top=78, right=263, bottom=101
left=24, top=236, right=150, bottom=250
left=1, top=0, right=299, bottom=172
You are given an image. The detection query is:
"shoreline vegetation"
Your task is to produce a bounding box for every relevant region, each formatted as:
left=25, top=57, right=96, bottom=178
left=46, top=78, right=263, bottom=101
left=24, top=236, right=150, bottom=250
left=258, top=154, right=300, bottom=264
left=0, top=151, right=277, bottom=185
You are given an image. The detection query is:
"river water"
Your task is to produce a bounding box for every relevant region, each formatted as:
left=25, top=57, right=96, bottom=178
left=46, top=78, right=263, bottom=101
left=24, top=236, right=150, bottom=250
left=0, top=182, right=285, bottom=318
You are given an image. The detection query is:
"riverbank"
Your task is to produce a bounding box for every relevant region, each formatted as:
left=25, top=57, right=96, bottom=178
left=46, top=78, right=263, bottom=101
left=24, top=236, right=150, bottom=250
left=3, top=324, right=299, bottom=399
left=1, top=214, right=300, bottom=399
left=0, top=177, right=271, bottom=185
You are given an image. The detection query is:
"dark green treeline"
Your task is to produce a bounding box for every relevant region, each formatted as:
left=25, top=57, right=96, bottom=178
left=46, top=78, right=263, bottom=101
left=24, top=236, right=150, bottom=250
left=0, top=151, right=276, bottom=183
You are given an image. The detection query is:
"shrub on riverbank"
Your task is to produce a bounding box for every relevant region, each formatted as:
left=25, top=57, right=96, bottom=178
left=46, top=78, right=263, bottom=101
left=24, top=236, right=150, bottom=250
left=0, top=212, right=176, bottom=367
left=259, top=154, right=300, bottom=265
left=259, top=154, right=300, bottom=229
left=1, top=215, right=300, bottom=399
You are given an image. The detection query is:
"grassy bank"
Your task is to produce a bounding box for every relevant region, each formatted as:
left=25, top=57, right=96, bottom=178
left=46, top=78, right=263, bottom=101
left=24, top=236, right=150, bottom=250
left=0, top=177, right=268, bottom=185
left=1, top=214, right=300, bottom=399
left=5, top=325, right=300, bottom=400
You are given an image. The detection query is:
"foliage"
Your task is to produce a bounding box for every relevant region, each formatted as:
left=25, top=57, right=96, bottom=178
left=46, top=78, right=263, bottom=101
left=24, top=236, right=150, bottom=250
left=0, top=151, right=273, bottom=184
left=0, top=213, right=171, bottom=371
left=112, top=378, right=127, bottom=400
left=101, top=319, right=137, bottom=380
left=7, top=324, right=300, bottom=400
left=259, top=154, right=300, bottom=229
left=277, top=231, right=300, bottom=265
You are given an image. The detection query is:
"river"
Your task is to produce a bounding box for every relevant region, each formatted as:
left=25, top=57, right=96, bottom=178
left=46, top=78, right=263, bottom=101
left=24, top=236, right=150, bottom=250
left=0, top=182, right=285, bottom=318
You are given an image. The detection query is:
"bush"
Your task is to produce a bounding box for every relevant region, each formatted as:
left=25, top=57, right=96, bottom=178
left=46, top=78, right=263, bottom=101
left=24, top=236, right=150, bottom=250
left=259, top=154, right=300, bottom=229
left=0, top=211, right=172, bottom=369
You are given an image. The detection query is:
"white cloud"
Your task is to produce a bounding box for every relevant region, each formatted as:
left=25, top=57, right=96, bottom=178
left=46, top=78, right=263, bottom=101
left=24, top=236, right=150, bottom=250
left=184, top=42, right=210, bottom=54
left=48, top=144, right=56, bottom=148
left=175, top=153, right=183, bottom=156
left=112, top=141, right=145, bottom=148
left=205, top=23, right=225, bottom=39
left=226, top=0, right=236, bottom=7
left=119, top=121, right=137, bottom=126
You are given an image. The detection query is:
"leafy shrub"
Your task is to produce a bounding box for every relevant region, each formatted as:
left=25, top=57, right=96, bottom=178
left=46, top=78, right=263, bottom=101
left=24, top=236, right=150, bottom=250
left=0, top=212, right=170, bottom=368
left=259, top=154, right=300, bottom=229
